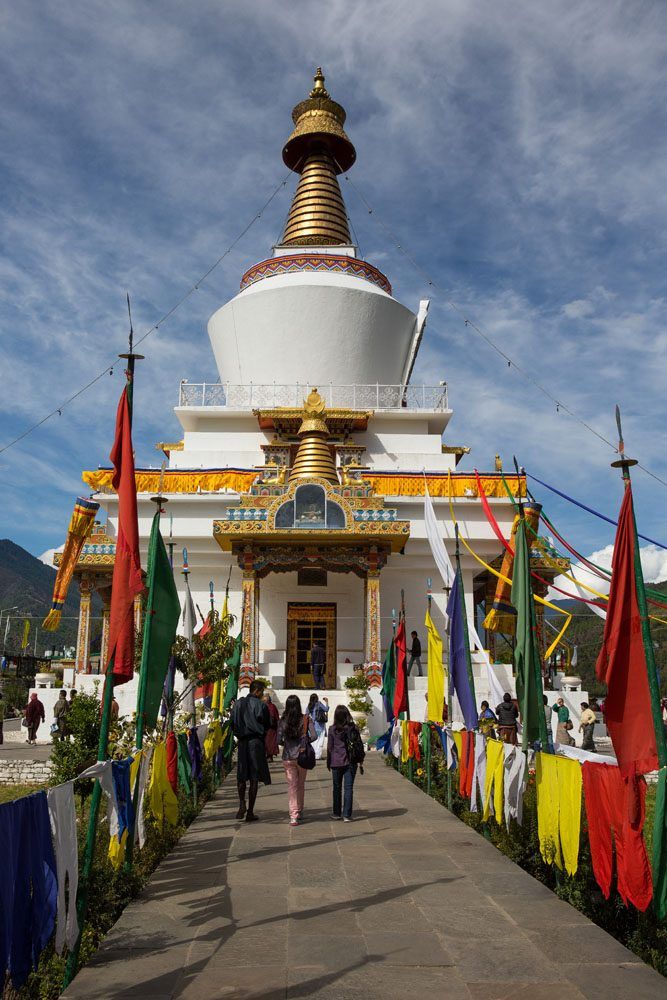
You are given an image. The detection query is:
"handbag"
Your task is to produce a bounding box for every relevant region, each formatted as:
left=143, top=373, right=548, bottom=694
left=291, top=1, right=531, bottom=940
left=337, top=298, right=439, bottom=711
left=565, top=720, right=573, bottom=731
left=21, top=717, right=28, bottom=728
left=296, top=714, right=316, bottom=770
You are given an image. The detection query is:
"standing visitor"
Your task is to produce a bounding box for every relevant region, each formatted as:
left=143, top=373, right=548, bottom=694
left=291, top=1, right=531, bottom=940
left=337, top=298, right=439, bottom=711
left=0, top=692, right=4, bottom=745
left=68, top=689, right=77, bottom=709
left=552, top=697, right=574, bottom=746
left=407, top=630, right=423, bottom=676
left=308, top=692, right=329, bottom=759
left=230, top=680, right=271, bottom=822
left=263, top=692, right=280, bottom=761
left=311, top=640, right=326, bottom=689
left=327, top=705, right=363, bottom=822
left=24, top=692, right=45, bottom=745
left=53, top=690, right=69, bottom=740
left=495, top=693, right=519, bottom=744
left=478, top=700, right=497, bottom=736
left=579, top=701, right=597, bottom=752
left=543, top=695, right=554, bottom=752
left=278, top=694, right=316, bottom=826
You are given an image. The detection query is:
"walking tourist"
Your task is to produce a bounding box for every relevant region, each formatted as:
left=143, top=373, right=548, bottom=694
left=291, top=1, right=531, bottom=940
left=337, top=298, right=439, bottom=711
left=552, top=697, right=574, bottom=746
left=327, top=705, right=364, bottom=822
left=230, top=680, right=271, bottom=822
left=53, top=690, right=69, bottom=740
left=311, top=640, right=326, bottom=689
left=495, top=693, right=519, bottom=744
left=478, top=700, right=497, bottom=736
left=407, top=630, right=423, bottom=676
left=308, top=692, right=329, bottom=759
left=24, top=692, right=45, bottom=745
left=263, top=692, right=280, bottom=761
left=278, top=694, right=316, bottom=826
left=579, top=701, right=597, bottom=752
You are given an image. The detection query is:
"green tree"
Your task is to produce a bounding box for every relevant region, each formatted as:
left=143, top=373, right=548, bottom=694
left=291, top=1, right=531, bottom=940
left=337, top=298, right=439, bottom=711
left=50, top=690, right=101, bottom=791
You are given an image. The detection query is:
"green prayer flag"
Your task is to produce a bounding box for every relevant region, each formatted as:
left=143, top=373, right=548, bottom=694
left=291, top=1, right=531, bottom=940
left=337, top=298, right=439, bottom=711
left=222, top=630, right=243, bottom=712
left=176, top=732, right=193, bottom=794
left=653, top=768, right=667, bottom=920
left=512, top=515, right=548, bottom=750
left=137, top=510, right=181, bottom=732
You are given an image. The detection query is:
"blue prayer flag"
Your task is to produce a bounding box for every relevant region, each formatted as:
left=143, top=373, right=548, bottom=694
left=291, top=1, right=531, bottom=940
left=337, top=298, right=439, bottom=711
left=446, top=566, right=477, bottom=730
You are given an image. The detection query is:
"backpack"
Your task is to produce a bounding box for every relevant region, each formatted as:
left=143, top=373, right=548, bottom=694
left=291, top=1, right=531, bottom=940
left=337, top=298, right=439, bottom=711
left=296, top=715, right=316, bottom=771
left=345, top=723, right=366, bottom=773
left=314, top=705, right=327, bottom=725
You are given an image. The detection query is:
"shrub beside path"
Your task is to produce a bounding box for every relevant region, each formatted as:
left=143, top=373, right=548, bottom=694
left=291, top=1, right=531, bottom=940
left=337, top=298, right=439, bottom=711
left=62, top=754, right=665, bottom=1000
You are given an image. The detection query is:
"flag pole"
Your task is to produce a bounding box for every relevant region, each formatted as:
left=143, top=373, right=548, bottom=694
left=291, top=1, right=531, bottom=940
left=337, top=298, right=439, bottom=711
left=426, top=577, right=432, bottom=798
left=124, top=489, right=166, bottom=871
left=611, top=408, right=667, bottom=918
left=611, top=413, right=667, bottom=766
left=401, top=588, right=414, bottom=782
left=442, top=575, right=454, bottom=810
left=455, top=525, right=476, bottom=711
left=64, top=312, right=144, bottom=989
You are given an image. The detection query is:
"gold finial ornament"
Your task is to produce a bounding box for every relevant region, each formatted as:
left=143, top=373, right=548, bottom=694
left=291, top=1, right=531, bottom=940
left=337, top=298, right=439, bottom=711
left=280, top=69, right=355, bottom=246
left=310, top=68, right=329, bottom=98
left=289, top=388, right=339, bottom=483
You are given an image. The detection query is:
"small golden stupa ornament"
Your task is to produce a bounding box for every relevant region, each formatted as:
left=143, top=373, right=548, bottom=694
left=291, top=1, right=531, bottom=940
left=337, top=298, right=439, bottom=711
left=280, top=69, right=355, bottom=247
left=289, top=388, right=339, bottom=483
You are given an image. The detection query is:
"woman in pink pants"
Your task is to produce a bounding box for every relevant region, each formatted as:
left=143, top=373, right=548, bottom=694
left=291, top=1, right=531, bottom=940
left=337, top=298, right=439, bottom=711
left=278, top=695, right=316, bottom=826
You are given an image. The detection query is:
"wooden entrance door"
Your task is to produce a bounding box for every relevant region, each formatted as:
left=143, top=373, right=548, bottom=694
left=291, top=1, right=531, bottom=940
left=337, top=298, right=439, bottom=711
left=286, top=603, right=336, bottom=688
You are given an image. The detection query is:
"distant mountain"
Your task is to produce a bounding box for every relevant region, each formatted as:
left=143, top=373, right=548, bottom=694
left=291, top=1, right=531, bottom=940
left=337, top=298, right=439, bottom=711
left=0, top=539, right=101, bottom=656
left=547, top=580, right=667, bottom=696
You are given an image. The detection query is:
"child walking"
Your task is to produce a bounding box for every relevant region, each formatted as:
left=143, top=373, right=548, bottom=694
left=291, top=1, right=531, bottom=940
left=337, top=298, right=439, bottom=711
left=278, top=694, right=316, bottom=826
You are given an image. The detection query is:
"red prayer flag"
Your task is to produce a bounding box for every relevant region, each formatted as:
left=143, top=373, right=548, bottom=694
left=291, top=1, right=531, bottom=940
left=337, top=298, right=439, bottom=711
left=106, top=387, right=144, bottom=685
left=166, top=731, right=178, bottom=794
left=595, top=482, right=658, bottom=781
left=194, top=613, right=214, bottom=700
left=392, top=619, right=408, bottom=719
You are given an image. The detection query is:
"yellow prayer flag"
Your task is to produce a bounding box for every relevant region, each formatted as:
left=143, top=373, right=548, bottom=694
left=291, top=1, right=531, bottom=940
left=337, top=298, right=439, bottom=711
left=21, top=619, right=30, bottom=650
left=425, top=607, right=444, bottom=724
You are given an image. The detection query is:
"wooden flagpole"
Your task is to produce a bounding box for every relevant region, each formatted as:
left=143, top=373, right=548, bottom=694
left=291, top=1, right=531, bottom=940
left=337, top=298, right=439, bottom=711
left=64, top=309, right=144, bottom=988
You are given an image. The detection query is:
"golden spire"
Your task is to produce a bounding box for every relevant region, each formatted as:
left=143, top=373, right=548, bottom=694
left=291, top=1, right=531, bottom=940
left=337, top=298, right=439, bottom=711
left=280, top=69, right=356, bottom=247
left=289, top=388, right=339, bottom=483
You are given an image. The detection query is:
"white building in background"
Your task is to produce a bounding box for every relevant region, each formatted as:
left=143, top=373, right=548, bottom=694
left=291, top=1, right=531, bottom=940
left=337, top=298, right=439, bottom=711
left=50, top=70, right=585, bottom=735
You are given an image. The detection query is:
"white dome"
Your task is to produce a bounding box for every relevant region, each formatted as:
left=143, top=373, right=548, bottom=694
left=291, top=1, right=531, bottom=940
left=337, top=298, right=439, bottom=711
left=207, top=265, right=419, bottom=388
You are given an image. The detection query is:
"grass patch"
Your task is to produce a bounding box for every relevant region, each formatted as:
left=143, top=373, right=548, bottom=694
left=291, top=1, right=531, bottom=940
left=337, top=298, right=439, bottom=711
left=0, top=783, right=46, bottom=804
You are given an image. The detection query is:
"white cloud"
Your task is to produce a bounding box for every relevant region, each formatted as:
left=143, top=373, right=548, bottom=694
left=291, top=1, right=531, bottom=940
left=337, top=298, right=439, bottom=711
left=563, top=299, right=594, bottom=319
left=38, top=547, right=62, bottom=567
left=550, top=543, right=667, bottom=604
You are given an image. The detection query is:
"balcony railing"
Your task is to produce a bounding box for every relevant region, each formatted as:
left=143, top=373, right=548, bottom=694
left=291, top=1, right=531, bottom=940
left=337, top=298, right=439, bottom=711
left=177, top=383, right=449, bottom=411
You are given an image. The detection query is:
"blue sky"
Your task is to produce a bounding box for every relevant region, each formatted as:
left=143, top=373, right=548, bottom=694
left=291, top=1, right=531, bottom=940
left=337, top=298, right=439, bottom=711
left=1, top=0, right=667, bottom=575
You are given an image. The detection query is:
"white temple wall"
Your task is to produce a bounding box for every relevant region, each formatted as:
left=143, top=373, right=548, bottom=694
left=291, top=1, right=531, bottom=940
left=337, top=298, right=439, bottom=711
left=207, top=274, right=418, bottom=387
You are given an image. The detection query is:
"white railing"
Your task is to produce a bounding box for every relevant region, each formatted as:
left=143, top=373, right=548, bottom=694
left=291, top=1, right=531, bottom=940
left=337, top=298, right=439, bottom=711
left=177, top=383, right=449, bottom=411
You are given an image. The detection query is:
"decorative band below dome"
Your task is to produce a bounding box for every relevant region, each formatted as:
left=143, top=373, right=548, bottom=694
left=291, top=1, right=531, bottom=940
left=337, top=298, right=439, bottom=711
left=240, top=254, right=392, bottom=295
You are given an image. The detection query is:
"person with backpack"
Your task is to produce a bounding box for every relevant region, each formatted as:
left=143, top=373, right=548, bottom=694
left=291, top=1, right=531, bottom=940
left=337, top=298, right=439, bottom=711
left=327, top=705, right=365, bottom=822
left=308, top=692, right=329, bottom=759
left=278, top=694, right=317, bottom=826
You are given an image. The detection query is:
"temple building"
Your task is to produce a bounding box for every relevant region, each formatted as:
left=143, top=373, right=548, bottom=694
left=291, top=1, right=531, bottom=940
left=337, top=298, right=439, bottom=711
left=55, top=70, right=580, bottom=730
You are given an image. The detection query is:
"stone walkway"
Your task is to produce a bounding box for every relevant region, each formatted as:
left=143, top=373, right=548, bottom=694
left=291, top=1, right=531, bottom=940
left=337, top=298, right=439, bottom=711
left=63, top=755, right=665, bottom=1000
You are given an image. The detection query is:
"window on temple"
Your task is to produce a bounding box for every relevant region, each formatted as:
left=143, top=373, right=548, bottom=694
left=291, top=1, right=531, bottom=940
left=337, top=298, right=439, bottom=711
left=275, top=485, right=346, bottom=529
left=275, top=500, right=294, bottom=528
left=295, top=484, right=326, bottom=527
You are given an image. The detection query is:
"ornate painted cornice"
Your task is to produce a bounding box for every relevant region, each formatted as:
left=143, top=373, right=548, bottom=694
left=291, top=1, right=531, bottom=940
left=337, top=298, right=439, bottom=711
left=240, top=254, right=392, bottom=295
